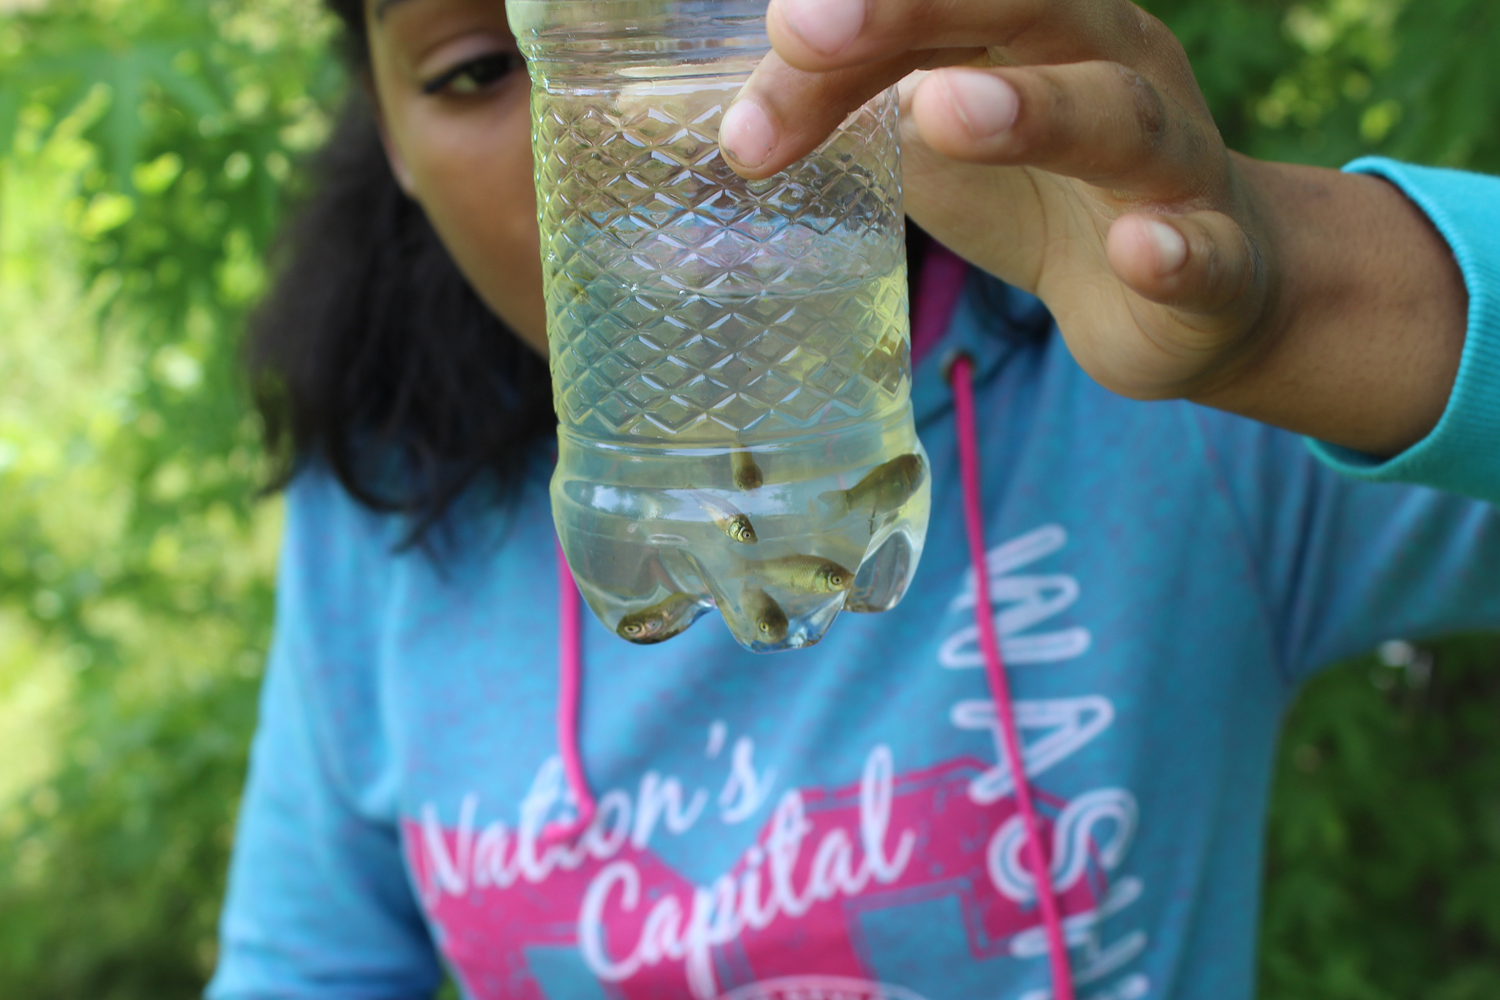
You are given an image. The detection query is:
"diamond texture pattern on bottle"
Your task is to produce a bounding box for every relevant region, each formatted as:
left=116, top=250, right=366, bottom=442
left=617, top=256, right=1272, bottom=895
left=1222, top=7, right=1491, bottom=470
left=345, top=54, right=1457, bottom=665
left=538, top=87, right=909, bottom=444
left=513, top=0, right=929, bottom=650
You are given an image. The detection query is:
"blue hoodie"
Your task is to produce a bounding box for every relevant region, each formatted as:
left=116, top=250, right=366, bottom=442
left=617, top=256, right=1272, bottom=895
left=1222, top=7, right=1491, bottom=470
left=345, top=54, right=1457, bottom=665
left=209, top=159, right=1500, bottom=1000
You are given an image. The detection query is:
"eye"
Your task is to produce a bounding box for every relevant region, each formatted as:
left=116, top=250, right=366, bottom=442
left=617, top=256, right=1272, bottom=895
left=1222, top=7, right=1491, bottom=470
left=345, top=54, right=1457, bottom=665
left=422, top=52, right=524, bottom=96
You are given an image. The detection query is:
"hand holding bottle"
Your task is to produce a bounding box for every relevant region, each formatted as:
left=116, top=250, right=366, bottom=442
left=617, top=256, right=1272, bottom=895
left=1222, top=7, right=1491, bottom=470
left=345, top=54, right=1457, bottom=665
left=720, top=0, right=1469, bottom=457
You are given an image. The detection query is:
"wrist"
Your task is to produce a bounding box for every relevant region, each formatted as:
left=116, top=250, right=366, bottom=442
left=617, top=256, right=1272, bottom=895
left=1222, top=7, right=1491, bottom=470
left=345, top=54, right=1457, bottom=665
left=1190, top=156, right=1467, bottom=457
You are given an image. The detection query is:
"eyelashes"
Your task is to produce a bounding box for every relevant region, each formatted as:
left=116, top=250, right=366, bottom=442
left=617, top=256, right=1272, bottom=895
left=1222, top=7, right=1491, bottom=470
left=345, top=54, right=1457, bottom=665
left=421, top=52, right=525, bottom=95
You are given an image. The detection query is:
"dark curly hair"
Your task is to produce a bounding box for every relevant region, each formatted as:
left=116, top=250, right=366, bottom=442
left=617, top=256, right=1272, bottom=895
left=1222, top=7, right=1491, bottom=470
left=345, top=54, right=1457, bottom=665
left=247, top=0, right=554, bottom=543
left=251, top=1, right=933, bottom=545
left=324, top=0, right=368, bottom=62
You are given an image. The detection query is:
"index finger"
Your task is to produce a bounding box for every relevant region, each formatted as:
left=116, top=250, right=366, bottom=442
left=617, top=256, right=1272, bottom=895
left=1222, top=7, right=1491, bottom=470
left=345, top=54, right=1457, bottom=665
left=721, top=0, right=1165, bottom=176
left=765, top=0, right=1152, bottom=74
left=721, top=48, right=938, bottom=177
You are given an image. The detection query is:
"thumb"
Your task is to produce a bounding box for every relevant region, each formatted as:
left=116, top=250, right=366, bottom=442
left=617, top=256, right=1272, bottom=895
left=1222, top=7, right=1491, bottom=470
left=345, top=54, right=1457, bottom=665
left=1105, top=210, right=1265, bottom=321
left=719, top=48, right=926, bottom=177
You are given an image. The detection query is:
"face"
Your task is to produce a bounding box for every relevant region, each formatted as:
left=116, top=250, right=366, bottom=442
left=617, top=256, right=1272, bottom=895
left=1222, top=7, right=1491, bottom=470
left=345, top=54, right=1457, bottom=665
left=366, top=0, right=549, bottom=357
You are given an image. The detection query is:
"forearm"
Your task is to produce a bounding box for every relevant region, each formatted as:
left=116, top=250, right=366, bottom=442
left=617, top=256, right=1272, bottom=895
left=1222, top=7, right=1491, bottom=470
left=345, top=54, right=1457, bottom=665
left=1193, top=154, right=1469, bottom=457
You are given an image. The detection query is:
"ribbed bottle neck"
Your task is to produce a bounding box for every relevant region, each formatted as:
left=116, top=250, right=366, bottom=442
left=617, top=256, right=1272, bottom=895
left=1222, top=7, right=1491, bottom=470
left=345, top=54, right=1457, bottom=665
left=509, top=0, right=771, bottom=73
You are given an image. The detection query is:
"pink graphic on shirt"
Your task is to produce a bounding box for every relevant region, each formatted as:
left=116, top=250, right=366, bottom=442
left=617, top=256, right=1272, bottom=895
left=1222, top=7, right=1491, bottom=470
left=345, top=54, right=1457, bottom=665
left=403, top=747, right=1113, bottom=1000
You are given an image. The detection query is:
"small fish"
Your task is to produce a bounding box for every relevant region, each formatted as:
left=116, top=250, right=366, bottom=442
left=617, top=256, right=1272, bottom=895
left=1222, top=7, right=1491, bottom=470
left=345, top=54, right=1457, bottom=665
left=690, top=490, right=758, bottom=544
left=741, top=586, right=789, bottom=643
left=748, top=554, right=854, bottom=594
left=859, top=344, right=906, bottom=386
left=616, top=593, right=702, bottom=645
left=731, top=448, right=764, bottom=491
left=821, top=453, right=925, bottom=519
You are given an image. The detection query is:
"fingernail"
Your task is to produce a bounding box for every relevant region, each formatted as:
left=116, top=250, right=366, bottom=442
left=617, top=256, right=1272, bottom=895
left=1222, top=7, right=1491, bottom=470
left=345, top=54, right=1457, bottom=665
left=1145, top=218, right=1187, bottom=275
left=721, top=98, right=777, bottom=169
left=941, top=70, right=1020, bottom=139
left=778, top=0, right=865, bottom=56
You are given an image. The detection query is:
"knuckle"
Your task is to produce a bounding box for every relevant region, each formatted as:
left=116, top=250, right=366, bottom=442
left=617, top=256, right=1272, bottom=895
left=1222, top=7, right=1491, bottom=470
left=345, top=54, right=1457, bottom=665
left=1126, top=6, right=1184, bottom=64
left=1199, top=216, right=1258, bottom=310
left=1231, top=223, right=1264, bottom=304
left=1098, top=2, right=1167, bottom=61
left=1113, top=63, right=1168, bottom=156
left=1019, top=68, right=1073, bottom=153
left=1037, top=68, right=1071, bottom=117
left=1133, top=8, right=1172, bottom=45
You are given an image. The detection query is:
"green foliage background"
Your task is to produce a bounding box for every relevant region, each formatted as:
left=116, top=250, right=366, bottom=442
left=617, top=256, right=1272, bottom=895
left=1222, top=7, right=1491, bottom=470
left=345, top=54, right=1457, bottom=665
left=0, top=0, right=1496, bottom=997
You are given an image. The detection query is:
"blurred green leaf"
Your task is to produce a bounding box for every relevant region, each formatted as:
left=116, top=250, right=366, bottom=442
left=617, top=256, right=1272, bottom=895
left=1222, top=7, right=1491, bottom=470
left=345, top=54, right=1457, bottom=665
left=0, top=0, right=336, bottom=995
left=1261, top=638, right=1500, bottom=999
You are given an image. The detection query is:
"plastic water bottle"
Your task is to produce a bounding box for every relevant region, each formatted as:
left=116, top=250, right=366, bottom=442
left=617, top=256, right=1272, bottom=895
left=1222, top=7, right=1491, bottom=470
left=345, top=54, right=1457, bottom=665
left=510, top=0, right=930, bottom=651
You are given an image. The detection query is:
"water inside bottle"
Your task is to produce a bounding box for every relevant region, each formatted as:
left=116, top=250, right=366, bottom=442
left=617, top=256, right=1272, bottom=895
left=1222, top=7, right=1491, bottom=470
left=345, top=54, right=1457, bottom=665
left=551, top=245, right=931, bottom=652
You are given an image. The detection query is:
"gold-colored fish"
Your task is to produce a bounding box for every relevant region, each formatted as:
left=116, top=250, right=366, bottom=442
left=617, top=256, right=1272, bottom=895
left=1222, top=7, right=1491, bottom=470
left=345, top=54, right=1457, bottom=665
left=690, top=490, right=758, bottom=544
left=748, top=554, right=854, bottom=594
left=731, top=448, right=764, bottom=491
left=822, top=453, right=925, bottom=518
left=742, top=586, right=789, bottom=643
left=719, top=514, right=757, bottom=544
left=616, top=593, right=702, bottom=645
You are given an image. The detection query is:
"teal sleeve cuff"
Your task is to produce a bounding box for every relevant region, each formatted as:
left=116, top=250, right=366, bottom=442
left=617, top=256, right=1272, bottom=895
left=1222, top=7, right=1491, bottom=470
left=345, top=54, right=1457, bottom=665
left=1305, top=157, right=1500, bottom=504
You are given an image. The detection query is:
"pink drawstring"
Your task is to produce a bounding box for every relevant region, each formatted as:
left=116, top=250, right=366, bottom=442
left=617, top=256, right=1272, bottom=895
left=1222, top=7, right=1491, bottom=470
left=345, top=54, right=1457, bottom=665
left=547, top=540, right=596, bottom=841
left=548, top=245, right=1072, bottom=996
left=950, top=352, right=1075, bottom=1000
left=911, top=241, right=968, bottom=368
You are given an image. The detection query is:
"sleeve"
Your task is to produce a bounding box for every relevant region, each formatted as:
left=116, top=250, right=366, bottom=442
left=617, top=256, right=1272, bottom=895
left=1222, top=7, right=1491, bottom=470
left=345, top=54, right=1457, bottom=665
left=1192, top=408, right=1500, bottom=684
left=1305, top=158, right=1500, bottom=503
left=207, top=475, right=445, bottom=1000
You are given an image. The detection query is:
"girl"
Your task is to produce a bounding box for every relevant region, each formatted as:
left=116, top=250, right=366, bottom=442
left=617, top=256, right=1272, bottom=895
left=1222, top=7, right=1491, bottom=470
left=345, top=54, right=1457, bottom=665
left=211, top=0, right=1500, bottom=997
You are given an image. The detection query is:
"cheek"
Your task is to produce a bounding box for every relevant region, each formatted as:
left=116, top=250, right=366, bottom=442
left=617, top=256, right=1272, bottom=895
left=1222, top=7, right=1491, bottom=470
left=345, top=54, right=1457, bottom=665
left=405, top=96, right=544, bottom=336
